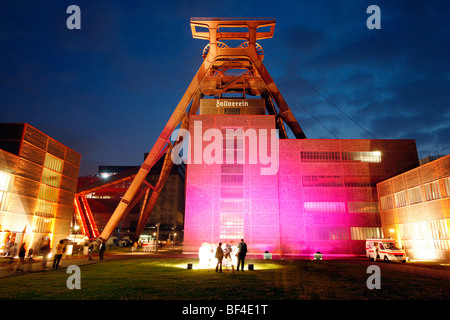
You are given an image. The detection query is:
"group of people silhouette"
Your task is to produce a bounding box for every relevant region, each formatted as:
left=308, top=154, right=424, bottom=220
left=214, top=239, right=247, bottom=273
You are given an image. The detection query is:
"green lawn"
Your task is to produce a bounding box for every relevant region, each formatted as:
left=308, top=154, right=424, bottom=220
left=0, top=258, right=448, bottom=300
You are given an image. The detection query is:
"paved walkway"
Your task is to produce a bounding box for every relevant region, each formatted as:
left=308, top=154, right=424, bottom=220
left=0, top=250, right=191, bottom=278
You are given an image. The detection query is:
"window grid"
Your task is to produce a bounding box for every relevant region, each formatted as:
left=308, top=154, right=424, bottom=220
left=424, top=181, right=441, bottom=201
left=408, top=187, right=422, bottom=205
left=394, top=191, right=407, bottom=208
left=220, top=128, right=244, bottom=240
left=342, top=151, right=382, bottom=163
left=380, top=195, right=394, bottom=210
left=348, top=202, right=380, bottom=213
left=444, top=177, right=450, bottom=197
left=350, top=227, right=384, bottom=240
left=304, top=202, right=346, bottom=213
left=300, top=151, right=341, bottom=162
left=44, top=153, right=64, bottom=173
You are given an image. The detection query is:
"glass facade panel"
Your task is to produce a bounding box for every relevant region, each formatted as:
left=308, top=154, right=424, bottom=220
left=350, top=227, right=383, bottom=240
left=380, top=195, right=394, bottom=210
left=220, top=128, right=244, bottom=240
left=342, top=151, right=382, bottom=163
left=424, top=181, right=441, bottom=201
left=348, top=202, right=379, bottom=213
left=408, top=186, right=422, bottom=205
left=304, top=202, right=346, bottom=213
left=302, top=175, right=342, bottom=187
left=394, top=191, right=407, bottom=208
left=444, top=177, right=450, bottom=197
left=0, top=171, right=13, bottom=211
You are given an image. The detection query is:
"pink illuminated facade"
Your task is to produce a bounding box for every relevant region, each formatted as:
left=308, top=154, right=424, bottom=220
left=183, top=108, right=419, bottom=256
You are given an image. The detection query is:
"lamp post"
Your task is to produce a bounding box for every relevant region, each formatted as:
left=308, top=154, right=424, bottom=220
left=173, top=233, right=177, bottom=249
left=155, top=223, right=160, bottom=253
left=72, top=225, right=79, bottom=255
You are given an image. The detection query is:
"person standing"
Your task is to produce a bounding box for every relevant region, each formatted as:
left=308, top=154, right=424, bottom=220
left=215, top=242, right=224, bottom=273
left=16, top=242, right=26, bottom=271
left=236, top=239, right=247, bottom=271
left=41, top=239, right=51, bottom=268
left=88, top=240, right=94, bottom=260
left=52, top=240, right=66, bottom=269
left=98, top=240, right=105, bottom=260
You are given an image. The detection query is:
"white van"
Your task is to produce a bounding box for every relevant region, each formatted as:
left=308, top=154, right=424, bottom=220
left=366, top=238, right=406, bottom=263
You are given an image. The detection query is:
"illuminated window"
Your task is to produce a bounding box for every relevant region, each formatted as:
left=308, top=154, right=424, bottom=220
left=304, top=202, right=346, bottom=213
left=342, top=151, right=382, bottom=163
left=41, top=168, right=62, bottom=188
left=380, top=195, right=394, bottom=210
left=398, top=219, right=450, bottom=251
left=0, top=171, right=13, bottom=211
left=32, top=216, right=53, bottom=233
left=34, top=199, right=57, bottom=218
left=350, top=227, right=384, bottom=240
left=408, top=186, right=422, bottom=205
left=445, top=177, right=450, bottom=197
left=424, top=181, right=441, bottom=201
left=220, top=128, right=244, bottom=240
left=38, top=184, right=58, bottom=202
left=44, top=154, right=64, bottom=173
left=348, top=202, right=379, bottom=213
left=394, top=191, right=407, bottom=207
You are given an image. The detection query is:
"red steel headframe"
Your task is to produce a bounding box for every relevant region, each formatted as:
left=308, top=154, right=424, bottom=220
left=96, top=18, right=306, bottom=243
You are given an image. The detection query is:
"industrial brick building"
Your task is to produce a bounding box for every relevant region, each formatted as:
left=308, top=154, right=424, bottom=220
left=182, top=106, right=419, bottom=256
left=377, top=154, right=450, bottom=261
left=0, top=123, right=80, bottom=253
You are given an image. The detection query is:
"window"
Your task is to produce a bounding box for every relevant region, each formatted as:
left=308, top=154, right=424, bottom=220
left=0, top=171, right=13, bottom=211
left=424, top=181, right=441, bottom=201
left=34, top=199, right=57, bottom=218
left=348, top=202, right=379, bottom=213
left=350, top=227, right=383, bottom=240
left=344, top=176, right=384, bottom=188
left=32, top=216, right=53, bottom=234
left=394, top=191, right=407, bottom=208
left=408, top=186, right=422, bottom=205
left=304, top=202, right=346, bottom=213
left=44, top=154, right=63, bottom=173
left=303, top=175, right=342, bottom=187
left=398, top=219, right=450, bottom=251
left=380, top=195, right=394, bottom=210
left=38, top=184, right=58, bottom=202
left=300, top=151, right=341, bottom=162
left=312, top=227, right=349, bottom=240
left=220, top=128, right=244, bottom=240
left=342, top=151, right=382, bottom=163
left=444, top=177, right=450, bottom=197
left=41, top=168, right=62, bottom=188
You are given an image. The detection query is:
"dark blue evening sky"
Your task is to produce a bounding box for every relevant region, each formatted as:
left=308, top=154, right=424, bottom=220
left=1, top=1, right=449, bottom=175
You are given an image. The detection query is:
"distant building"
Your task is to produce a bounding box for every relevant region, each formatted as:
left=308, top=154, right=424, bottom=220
left=76, top=157, right=185, bottom=243
left=377, top=154, right=450, bottom=261
left=0, top=123, right=80, bottom=253
left=419, top=154, right=445, bottom=166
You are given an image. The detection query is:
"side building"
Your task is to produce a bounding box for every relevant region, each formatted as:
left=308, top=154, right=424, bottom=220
left=0, top=123, right=80, bottom=253
left=377, top=154, right=450, bottom=261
